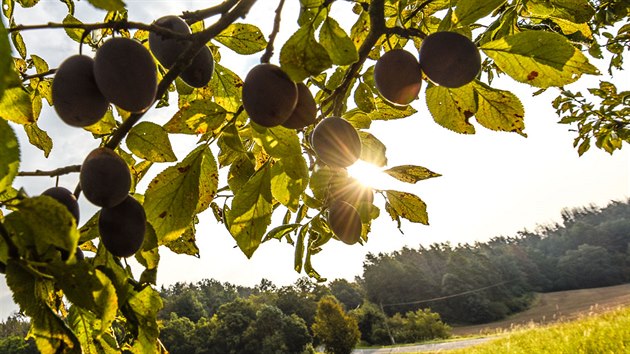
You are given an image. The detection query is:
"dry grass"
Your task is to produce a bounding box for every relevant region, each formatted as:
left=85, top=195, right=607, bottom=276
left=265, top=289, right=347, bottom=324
left=450, top=283, right=630, bottom=336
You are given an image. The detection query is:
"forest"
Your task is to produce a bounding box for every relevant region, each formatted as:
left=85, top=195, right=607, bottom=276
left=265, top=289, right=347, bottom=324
left=2, top=198, right=629, bottom=353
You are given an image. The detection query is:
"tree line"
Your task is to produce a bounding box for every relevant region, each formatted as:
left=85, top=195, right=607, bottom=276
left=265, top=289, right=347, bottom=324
left=2, top=199, right=628, bottom=352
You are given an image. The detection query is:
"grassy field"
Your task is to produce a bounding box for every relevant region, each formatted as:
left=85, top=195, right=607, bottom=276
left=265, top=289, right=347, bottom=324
left=451, top=283, right=630, bottom=336
left=441, top=305, right=630, bottom=353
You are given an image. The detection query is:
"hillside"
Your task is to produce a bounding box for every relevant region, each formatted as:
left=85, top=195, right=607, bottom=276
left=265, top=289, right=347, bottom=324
left=451, top=283, right=630, bottom=336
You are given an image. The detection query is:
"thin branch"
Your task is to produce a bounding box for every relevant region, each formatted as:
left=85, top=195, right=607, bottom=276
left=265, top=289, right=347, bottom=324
left=181, top=0, right=240, bottom=24
left=21, top=68, right=57, bottom=82
left=18, top=165, right=81, bottom=177
left=9, top=20, right=190, bottom=40
left=260, top=0, right=286, bottom=64
left=326, top=0, right=386, bottom=117
left=385, top=26, right=426, bottom=40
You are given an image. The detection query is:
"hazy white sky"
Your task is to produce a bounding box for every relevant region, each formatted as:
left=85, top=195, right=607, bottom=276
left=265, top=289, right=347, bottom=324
left=1, top=0, right=628, bottom=319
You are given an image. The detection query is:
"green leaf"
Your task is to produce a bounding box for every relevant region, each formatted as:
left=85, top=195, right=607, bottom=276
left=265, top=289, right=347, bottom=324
left=164, top=223, right=200, bottom=257
left=127, top=286, right=162, bottom=353
left=210, top=63, right=242, bottom=112
left=425, top=83, right=476, bottom=134
left=215, top=23, right=267, bottom=55
left=228, top=154, right=255, bottom=192
left=227, top=164, right=273, bottom=258
left=454, top=0, right=506, bottom=26
left=166, top=99, right=227, bottom=135
left=263, top=223, right=301, bottom=243
left=127, top=122, right=177, bottom=162
left=86, top=0, right=125, bottom=11
left=271, top=155, right=309, bottom=212
left=368, top=99, right=417, bottom=121
left=481, top=31, right=600, bottom=88
left=319, top=17, right=358, bottom=65
left=84, top=108, right=116, bottom=135
left=135, top=224, right=160, bottom=270
left=280, top=24, right=333, bottom=81
left=383, top=165, right=441, bottom=183
left=4, top=196, right=79, bottom=258
left=358, top=131, right=387, bottom=167
left=385, top=190, right=429, bottom=225
left=294, top=226, right=307, bottom=272
left=0, top=18, right=12, bottom=100
left=523, top=0, right=595, bottom=23
left=354, top=82, right=376, bottom=113
left=11, top=30, right=26, bottom=59
left=23, top=122, right=52, bottom=157
left=472, top=81, right=526, bottom=136
left=144, top=145, right=218, bottom=245
left=68, top=306, right=120, bottom=354
left=0, top=86, right=35, bottom=124
left=63, top=14, right=90, bottom=43
left=5, top=262, right=81, bottom=352
left=16, top=0, right=39, bottom=7
left=0, top=119, right=19, bottom=192
left=252, top=124, right=302, bottom=158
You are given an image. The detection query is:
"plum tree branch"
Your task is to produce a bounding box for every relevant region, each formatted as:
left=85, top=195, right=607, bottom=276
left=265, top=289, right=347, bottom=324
left=260, top=0, right=286, bottom=64
left=8, top=20, right=190, bottom=40
left=327, top=0, right=386, bottom=117
left=18, top=165, right=81, bottom=177
left=182, top=0, right=241, bottom=24
left=21, top=68, right=57, bottom=81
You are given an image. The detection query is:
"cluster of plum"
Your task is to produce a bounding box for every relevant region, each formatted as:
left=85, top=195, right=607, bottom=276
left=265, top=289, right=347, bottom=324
left=48, top=15, right=215, bottom=258
left=241, top=63, right=367, bottom=245
left=374, top=31, right=481, bottom=105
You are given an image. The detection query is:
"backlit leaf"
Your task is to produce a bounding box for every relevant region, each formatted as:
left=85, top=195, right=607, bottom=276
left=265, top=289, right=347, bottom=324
left=127, top=122, right=177, bottom=162
left=128, top=286, right=162, bottom=353
left=0, top=86, right=35, bottom=124
left=23, top=122, right=52, bottom=157
left=144, top=145, right=218, bottom=244
left=227, top=164, right=273, bottom=258
left=473, top=81, right=526, bottom=136
left=319, top=17, right=358, bottom=65
left=454, top=0, right=505, bottom=26
left=368, top=99, right=417, bottom=121
left=252, top=124, right=302, bottom=158
left=280, top=24, right=332, bottom=81
left=481, top=31, right=599, bottom=88
left=63, top=14, right=90, bottom=43
left=165, top=223, right=200, bottom=257
left=215, top=23, right=267, bottom=55
left=210, top=63, right=242, bottom=112
left=358, top=131, right=387, bottom=167
left=0, top=119, right=19, bottom=192
left=425, top=83, right=476, bottom=134
left=166, top=99, right=227, bottom=135
left=271, top=155, right=309, bottom=212
left=384, top=165, right=441, bottom=183
left=523, top=0, right=595, bottom=23
left=386, top=190, right=429, bottom=225
left=0, top=18, right=12, bottom=100
left=86, top=0, right=125, bottom=11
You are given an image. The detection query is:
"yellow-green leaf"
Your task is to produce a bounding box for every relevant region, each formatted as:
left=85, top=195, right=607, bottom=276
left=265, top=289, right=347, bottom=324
left=23, top=122, right=52, bottom=157
left=0, top=86, right=34, bottom=124
left=227, top=164, right=273, bottom=258
left=271, top=155, right=309, bottom=212
left=127, top=122, right=177, bottom=162
left=358, top=131, right=387, bottom=167
left=215, top=23, right=267, bottom=55
left=0, top=18, right=12, bottom=100
left=319, top=17, right=358, bottom=65
left=383, top=165, right=441, bottom=183
left=280, top=24, right=332, bottom=81
left=166, top=99, right=227, bottom=135
left=481, top=30, right=599, bottom=88
left=63, top=14, right=91, bottom=43
left=473, top=80, right=526, bottom=136
left=164, top=223, right=200, bottom=257
left=0, top=119, right=19, bottom=192
left=252, top=124, right=302, bottom=158
left=386, top=190, right=429, bottom=224
left=454, top=0, right=506, bottom=26
left=523, top=0, right=595, bottom=23
left=425, top=83, right=476, bottom=134
left=144, top=145, right=218, bottom=244
left=86, top=0, right=125, bottom=11
left=368, top=99, right=417, bottom=121
left=210, top=63, right=242, bottom=112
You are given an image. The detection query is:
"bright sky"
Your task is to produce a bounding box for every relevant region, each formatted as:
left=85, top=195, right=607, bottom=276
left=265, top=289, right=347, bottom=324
left=1, top=1, right=628, bottom=319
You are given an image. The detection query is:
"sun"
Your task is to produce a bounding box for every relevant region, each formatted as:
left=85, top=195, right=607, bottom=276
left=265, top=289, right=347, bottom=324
left=346, top=160, right=392, bottom=189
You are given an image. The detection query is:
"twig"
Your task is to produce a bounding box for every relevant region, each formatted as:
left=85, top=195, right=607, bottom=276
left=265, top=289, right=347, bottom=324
left=9, top=20, right=190, bottom=40
left=260, top=0, right=286, bottom=64
left=21, top=69, right=57, bottom=82
left=18, top=165, right=81, bottom=177
left=182, top=0, right=240, bottom=24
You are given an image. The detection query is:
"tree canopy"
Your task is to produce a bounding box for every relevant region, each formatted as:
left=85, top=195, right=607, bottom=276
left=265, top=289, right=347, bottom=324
left=0, top=0, right=628, bottom=352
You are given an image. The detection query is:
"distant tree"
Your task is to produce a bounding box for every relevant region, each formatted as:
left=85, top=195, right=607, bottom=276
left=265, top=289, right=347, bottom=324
left=312, top=296, right=360, bottom=354
left=557, top=244, right=623, bottom=289
left=328, top=279, right=364, bottom=311
left=350, top=301, right=391, bottom=345
left=159, top=313, right=197, bottom=354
